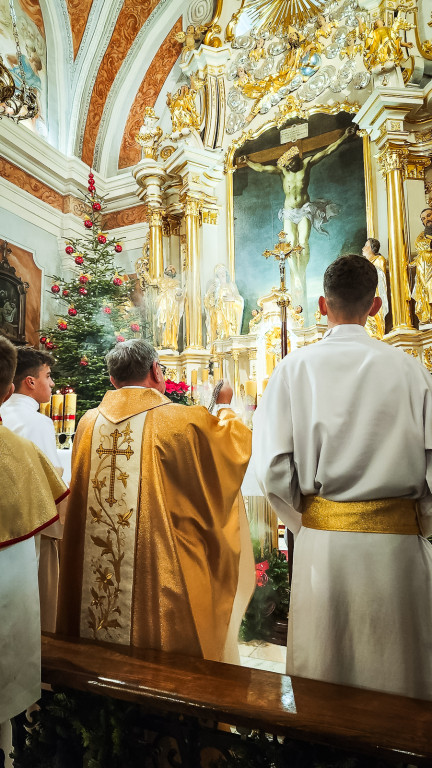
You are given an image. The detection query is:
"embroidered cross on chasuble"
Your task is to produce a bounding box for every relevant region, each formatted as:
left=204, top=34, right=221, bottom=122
left=57, top=388, right=255, bottom=663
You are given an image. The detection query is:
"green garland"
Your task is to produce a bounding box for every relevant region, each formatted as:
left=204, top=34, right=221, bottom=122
left=240, top=542, right=290, bottom=643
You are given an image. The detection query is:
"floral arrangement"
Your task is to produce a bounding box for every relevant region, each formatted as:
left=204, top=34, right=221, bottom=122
left=164, top=379, right=190, bottom=405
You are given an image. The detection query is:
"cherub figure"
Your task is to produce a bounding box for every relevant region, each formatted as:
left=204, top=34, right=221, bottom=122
left=359, top=15, right=413, bottom=73
left=340, top=29, right=363, bottom=59
left=249, top=36, right=267, bottom=62
left=314, top=14, right=337, bottom=48
left=174, top=24, right=207, bottom=62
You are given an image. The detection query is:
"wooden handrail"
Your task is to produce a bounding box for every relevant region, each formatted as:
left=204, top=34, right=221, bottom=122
left=42, top=633, right=432, bottom=766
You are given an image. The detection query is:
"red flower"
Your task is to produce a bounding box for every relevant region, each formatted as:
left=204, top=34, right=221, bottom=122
left=130, top=323, right=140, bottom=332
left=65, top=245, right=74, bottom=255
left=103, top=306, right=112, bottom=314
left=116, top=335, right=125, bottom=343
left=84, top=219, right=93, bottom=229
left=51, top=284, right=60, bottom=294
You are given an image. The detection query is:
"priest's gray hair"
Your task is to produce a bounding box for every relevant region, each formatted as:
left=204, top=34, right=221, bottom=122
left=106, top=339, right=159, bottom=384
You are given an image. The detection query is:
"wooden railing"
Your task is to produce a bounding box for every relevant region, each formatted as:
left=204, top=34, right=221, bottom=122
left=37, top=633, right=432, bottom=767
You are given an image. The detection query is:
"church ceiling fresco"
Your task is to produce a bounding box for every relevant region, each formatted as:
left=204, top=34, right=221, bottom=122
left=119, top=17, right=182, bottom=169
left=81, top=0, right=162, bottom=168
left=66, top=0, right=94, bottom=59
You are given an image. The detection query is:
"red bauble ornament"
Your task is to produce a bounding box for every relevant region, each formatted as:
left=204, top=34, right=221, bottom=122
left=114, top=243, right=122, bottom=253
left=75, top=255, right=84, bottom=265
left=89, top=172, right=94, bottom=179
left=113, top=277, right=122, bottom=286
left=79, top=275, right=89, bottom=284
left=92, top=202, right=101, bottom=211
left=79, top=287, right=88, bottom=295
left=62, top=289, right=69, bottom=297
left=103, top=307, right=112, bottom=314
left=84, top=219, right=93, bottom=229
left=80, top=357, right=88, bottom=367
left=45, top=341, right=54, bottom=350
left=51, top=284, right=60, bottom=294
left=130, top=323, right=140, bottom=332
left=39, top=335, right=47, bottom=344
left=88, top=186, right=96, bottom=194
left=116, top=335, right=125, bottom=343
left=58, top=320, right=68, bottom=331
left=97, top=234, right=107, bottom=244
left=68, top=307, right=77, bottom=317
left=65, top=245, right=74, bottom=255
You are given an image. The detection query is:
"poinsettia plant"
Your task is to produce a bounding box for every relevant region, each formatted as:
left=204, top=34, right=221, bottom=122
left=164, top=379, right=190, bottom=405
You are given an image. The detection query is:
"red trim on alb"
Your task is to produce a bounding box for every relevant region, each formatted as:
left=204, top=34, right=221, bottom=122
left=0, top=513, right=60, bottom=550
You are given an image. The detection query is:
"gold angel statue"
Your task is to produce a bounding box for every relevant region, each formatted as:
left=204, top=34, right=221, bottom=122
left=358, top=15, right=413, bottom=73
left=411, top=207, right=432, bottom=325
left=166, top=79, right=202, bottom=134
left=174, top=25, right=207, bottom=62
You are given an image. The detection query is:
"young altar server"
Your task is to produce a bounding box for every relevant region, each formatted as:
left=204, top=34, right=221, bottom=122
left=0, top=336, right=68, bottom=763
left=57, top=339, right=254, bottom=663
left=253, top=254, right=432, bottom=700
left=0, top=347, right=66, bottom=631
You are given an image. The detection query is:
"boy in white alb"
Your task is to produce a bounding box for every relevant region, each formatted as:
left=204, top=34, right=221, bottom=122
left=0, top=336, right=68, bottom=765
left=0, top=347, right=66, bottom=632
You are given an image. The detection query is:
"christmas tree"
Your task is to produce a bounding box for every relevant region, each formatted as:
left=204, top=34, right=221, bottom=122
left=40, top=171, right=142, bottom=420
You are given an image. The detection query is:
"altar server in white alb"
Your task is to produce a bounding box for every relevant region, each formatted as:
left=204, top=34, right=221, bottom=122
left=253, top=254, right=432, bottom=700
left=0, top=346, right=66, bottom=632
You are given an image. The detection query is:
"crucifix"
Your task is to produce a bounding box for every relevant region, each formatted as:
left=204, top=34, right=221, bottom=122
left=263, top=231, right=303, bottom=358
left=96, top=426, right=134, bottom=507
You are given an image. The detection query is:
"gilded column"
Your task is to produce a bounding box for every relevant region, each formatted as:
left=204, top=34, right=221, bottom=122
left=184, top=196, right=203, bottom=348
left=232, top=350, right=240, bottom=399
left=378, top=146, right=413, bottom=332
left=148, top=208, right=164, bottom=280
left=362, top=133, right=375, bottom=239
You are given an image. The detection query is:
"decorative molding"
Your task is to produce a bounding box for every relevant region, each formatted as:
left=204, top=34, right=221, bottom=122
left=118, top=18, right=182, bottom=170
left=403, top=156, right=431, bottom=180
left=102, top=204, right=149, bottom=231
left=0, top=158, right=65, bottom=212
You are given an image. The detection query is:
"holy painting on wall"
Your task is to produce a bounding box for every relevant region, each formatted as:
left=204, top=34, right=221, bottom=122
left=233, top=112, right=367, bottom=331
left=0, top=0, right=47, bottom=135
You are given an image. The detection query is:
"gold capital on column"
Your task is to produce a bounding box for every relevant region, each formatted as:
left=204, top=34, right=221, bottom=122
left=377, top=145, right=413, bottom=332
left=184, top=195, right=203, bottom=348
left=148, top=208, right=164, bottom=280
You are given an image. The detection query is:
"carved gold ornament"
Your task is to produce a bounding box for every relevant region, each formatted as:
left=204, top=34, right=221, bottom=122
left=244, top=0, right=325, bottom=35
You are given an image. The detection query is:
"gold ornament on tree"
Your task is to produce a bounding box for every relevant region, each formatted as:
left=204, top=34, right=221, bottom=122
left=243, top=0, right=325, bottom=35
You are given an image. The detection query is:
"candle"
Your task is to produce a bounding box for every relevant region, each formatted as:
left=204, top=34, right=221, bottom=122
left=191, top=369, right=198, bottom=386
left=201, top=369, right=209, bottom=383
left=64, top=393, right=77, bottom=435
left=51, top=393, right=64, bottom=434
left=262, top=378, right=269, bottom=393
left=266, top=352, right=274, bottom=376
left=213, top=364, right=221, bottom=382
left=39, top=401, right=51, bottom=417
left=244, top=380, right=257, bottom=399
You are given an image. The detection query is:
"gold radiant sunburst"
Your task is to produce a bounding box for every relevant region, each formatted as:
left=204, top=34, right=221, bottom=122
left=244, top=0, right=325, bottom=34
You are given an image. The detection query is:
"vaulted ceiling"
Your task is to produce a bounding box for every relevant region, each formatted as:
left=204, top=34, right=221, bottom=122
left=33, top=0, right=213, bottom=175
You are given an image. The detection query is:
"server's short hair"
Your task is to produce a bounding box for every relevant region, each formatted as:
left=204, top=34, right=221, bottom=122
left=0, top=335, right=17, bottom=396
left=324, top=254, right=378, bottom=317
left=367, top=237, right=380, bottom=255
left=14, top=347, right=54, bottom=389
left=106, top=339, right=158, bottom=384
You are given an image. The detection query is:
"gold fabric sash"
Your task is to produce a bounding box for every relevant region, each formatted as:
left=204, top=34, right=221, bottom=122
left=302, top=496, right=420, bottom=535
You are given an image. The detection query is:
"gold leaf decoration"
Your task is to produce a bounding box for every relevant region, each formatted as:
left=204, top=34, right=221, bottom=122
left=244, top=0, right=324, bottom=35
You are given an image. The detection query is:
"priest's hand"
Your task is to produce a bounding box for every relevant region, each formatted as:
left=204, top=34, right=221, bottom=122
left=216, top=380, right=233, bottom=406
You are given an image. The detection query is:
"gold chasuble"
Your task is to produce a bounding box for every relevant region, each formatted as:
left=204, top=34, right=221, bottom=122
left=57, top=388, right=255, bottom=662
left=0, top=426, right=68, bottom=546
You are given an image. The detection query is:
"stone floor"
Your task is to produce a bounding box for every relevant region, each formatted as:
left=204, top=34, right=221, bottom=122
left=238, top=641, right=286, bottom=674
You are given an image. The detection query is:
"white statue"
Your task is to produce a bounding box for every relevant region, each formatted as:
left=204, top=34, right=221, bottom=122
left=204, top=264, right=244, bottom=346
left=155, top=266, right=185, bottom=350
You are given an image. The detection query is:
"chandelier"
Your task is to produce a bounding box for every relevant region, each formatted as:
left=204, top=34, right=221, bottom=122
left=243, top=0, right=325, bottom=35
left=0, top=0, right=38, bottom=121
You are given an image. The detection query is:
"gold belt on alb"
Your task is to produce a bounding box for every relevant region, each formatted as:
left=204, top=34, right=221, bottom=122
left=301, top=496, right=420, bottom=535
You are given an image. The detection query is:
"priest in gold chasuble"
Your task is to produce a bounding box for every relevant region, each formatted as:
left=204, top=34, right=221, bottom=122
left=57, top=340, right=254, bottom=663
